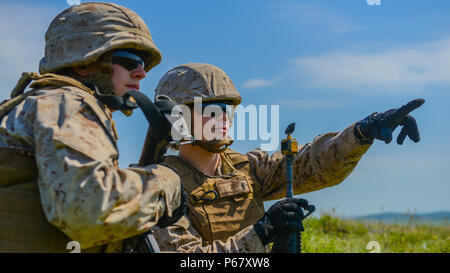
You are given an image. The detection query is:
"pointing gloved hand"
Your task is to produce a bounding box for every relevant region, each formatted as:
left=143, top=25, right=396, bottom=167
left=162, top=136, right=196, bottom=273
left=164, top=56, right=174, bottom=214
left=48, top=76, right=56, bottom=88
left=253, top=198, right=308, bottom=246
left=354, top=99, right=425, bottom=145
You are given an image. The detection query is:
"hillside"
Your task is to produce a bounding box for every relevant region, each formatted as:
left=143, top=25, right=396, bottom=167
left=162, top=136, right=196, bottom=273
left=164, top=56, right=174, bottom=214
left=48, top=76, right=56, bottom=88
left=353, top=211, right=450, bottom=225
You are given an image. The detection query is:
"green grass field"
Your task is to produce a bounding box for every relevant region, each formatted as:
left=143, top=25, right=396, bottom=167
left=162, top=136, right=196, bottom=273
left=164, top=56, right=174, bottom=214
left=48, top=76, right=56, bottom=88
left=300, top=213, right=450, bottom=253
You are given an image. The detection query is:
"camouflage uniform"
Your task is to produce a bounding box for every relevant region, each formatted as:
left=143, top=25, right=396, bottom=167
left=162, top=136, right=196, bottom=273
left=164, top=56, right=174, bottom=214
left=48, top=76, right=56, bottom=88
left=0, top=3, right=182, bottom=252
left=148, top=63, right=371, bottom=253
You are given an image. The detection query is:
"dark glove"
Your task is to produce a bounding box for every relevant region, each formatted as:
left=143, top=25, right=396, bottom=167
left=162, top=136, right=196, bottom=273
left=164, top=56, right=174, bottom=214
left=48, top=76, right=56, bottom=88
left=156, top=187, right=187, bottom=228
left=253, top=198, right=308, bottom=246
left=354, top=99, right=425, bottom=145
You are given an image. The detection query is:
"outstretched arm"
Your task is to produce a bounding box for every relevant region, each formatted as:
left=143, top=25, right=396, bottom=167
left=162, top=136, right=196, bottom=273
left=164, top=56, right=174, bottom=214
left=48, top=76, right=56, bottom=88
left=248, top=123, right=371, bottom=201
left=247, top=99, right=425, bottom=201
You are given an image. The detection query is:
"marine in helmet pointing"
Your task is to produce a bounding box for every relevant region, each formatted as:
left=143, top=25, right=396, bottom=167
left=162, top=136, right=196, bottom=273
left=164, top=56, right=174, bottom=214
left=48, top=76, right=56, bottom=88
left=147, top=63, right=424, bottom=253
left=0, top=3, right=184, bottom=252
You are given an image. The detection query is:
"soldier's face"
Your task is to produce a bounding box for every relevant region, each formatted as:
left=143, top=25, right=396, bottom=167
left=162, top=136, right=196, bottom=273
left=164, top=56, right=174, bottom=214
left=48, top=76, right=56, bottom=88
left=111, top=64, right=146, bottom=97
left=190, top=104, right=232, bottom=141
left=110, top=51, right=146, bottom=97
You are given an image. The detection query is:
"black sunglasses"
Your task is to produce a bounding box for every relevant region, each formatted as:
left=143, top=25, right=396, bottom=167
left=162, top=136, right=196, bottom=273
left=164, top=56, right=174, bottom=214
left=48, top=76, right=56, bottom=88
left=112, top=51, right=145, bottom=71
left=197, top=102, right=235, bottom=119
left=201, top=102, right=234, bottom=111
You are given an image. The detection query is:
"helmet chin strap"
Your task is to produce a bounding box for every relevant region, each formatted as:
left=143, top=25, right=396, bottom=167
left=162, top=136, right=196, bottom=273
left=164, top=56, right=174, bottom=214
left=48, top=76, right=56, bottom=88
left=192, top=139, right=234, bottom=153
left=93, top=86, right=138, bottom=114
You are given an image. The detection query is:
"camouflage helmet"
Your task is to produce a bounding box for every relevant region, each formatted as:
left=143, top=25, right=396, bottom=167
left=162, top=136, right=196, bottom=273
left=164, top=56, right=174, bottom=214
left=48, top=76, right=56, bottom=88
left=155, top=63, right=242, bottom=106
left=39, top=2, right=162, bottom=74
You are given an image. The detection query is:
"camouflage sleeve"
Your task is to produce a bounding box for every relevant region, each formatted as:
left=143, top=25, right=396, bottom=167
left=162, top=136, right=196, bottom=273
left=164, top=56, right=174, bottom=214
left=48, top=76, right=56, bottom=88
left=152, top=215, right=268, bottom=253
left=29, top=90, right=181, bottom=249
left=247, top=124, right=371, bottom=201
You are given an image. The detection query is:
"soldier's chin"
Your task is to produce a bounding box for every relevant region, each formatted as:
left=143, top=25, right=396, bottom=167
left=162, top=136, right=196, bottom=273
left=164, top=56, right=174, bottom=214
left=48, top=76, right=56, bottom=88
left=202, top=139, right=229, bottom=149
left=210, top=129, right=229, bottom=138
left=113, top=88, right=127, bottom=97
left=208, top=134, right=230, bottom=142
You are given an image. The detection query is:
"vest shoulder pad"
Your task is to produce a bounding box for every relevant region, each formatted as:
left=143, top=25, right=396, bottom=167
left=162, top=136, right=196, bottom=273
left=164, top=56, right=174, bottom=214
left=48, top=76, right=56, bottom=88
left=56, top=86, right=118, bottom=142
left=163, top=155, right=193, bottom=179
left=223, top=148, right=249, bottom=166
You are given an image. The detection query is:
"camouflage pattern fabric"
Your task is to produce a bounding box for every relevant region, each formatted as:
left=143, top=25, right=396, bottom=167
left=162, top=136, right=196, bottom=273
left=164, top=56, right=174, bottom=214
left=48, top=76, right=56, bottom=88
left=153, top=216, right=267, bottom=253
left=40, top=2, right=161, bottom=74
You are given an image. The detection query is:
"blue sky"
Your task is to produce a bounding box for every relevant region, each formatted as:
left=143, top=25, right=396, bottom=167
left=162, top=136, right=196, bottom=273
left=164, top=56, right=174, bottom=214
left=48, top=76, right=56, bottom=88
left=0, top=0, right=449, bottom=217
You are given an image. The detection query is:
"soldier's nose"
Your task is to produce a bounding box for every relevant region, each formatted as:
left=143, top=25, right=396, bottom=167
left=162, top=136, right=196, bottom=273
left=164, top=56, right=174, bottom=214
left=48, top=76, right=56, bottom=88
left=131, top=65, right=146, bottom=80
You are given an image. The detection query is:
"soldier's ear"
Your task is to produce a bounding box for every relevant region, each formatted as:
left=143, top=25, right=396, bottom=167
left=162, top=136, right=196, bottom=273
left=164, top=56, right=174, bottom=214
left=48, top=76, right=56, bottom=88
left=73, top=66, right=91, bottom=77
left=73, top=62, right=100, bottom=77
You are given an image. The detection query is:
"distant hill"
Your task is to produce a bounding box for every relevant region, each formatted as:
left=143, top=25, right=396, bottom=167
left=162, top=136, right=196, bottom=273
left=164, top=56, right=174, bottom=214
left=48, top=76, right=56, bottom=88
left=352, top=211, right=450, bottom=225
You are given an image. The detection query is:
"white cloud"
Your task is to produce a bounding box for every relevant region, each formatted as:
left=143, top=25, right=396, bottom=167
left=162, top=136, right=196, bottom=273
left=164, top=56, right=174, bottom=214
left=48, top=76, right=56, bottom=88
left=270, top=2, right=362, bottom=33
left=278, top=99, right=349, bottom=110
left=242, top=78, right=272, bottom=89
left=292, top=39, right=450, bottom=94
left=0, top=3, right=58, bottom=100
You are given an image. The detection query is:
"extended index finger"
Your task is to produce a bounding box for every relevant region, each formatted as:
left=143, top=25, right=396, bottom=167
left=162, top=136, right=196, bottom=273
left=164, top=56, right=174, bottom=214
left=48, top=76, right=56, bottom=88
left=392, top=99, right=425, bottom=119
